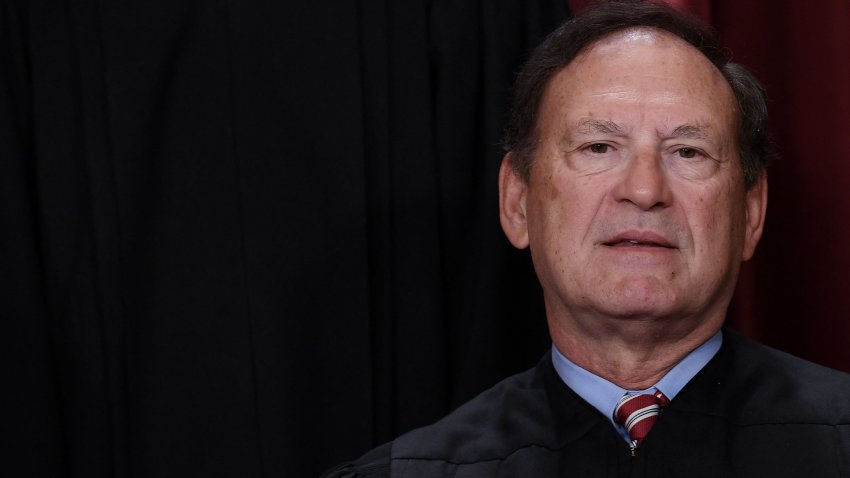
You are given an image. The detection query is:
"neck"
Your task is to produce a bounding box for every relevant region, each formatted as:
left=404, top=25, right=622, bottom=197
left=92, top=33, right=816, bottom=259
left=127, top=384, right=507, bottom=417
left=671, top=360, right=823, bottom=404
left=547, top=304, right=724, bottom=390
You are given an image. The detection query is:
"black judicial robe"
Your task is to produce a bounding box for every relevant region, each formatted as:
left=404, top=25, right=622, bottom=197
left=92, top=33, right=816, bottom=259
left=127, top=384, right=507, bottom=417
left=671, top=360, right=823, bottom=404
left=324, top=329, right=850, bottom=477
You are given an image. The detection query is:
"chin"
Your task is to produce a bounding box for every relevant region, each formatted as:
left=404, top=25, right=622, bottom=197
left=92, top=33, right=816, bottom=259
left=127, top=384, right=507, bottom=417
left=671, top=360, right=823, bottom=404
left=594, top=279, right=680, bottom=319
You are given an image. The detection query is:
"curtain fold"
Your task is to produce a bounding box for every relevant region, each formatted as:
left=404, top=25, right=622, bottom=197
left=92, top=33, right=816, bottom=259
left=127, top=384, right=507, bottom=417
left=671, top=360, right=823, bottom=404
left=718, top=0, right=850, bottom=373
left=2, top=1, right=568, bottom=476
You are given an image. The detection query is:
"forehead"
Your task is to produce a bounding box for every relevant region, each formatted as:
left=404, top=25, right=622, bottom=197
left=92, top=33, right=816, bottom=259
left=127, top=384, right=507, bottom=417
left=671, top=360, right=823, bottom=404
left=539, top=28, right=737, bottom=137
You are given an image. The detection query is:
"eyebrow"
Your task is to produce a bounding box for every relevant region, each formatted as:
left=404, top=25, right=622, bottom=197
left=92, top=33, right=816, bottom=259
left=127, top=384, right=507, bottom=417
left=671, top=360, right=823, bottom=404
left=670, top=124, right=710, bottom=140
left=572, top=120, right=715, bottom=141
left=576, top=119, right=624, bottom=136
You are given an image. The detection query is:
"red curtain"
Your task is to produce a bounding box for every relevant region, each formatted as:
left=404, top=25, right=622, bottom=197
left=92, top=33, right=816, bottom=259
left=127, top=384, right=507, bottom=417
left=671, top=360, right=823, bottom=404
left=716, top=0, right=850, bottom=373
left=569, top=0, right=850, bottom=372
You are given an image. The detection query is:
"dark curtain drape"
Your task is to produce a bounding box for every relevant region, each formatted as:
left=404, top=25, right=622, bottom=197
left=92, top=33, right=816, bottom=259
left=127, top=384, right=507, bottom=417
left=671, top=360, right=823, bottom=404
left=1, top=1, right=568, bottom=476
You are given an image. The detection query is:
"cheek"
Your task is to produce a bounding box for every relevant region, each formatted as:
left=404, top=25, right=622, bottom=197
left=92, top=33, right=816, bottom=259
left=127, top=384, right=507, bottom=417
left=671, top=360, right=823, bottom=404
left=528, top=158, right=611, bottom=251
left=537, top=173, right=586, bottom=224
left=686, top=187, right=746, bottom=259
left=528, top=177, right=570, bottom=250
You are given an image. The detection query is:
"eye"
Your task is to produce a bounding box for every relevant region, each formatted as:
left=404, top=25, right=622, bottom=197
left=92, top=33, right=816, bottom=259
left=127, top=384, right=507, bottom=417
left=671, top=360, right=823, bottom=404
left=588, top=143, right=610, bottom=154
left=676, top=147, right=698, bottom=159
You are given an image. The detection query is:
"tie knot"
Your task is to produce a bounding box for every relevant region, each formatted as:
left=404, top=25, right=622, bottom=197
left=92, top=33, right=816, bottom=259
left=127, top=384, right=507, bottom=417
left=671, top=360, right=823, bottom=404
left=613, top=391, right=669, bottom=448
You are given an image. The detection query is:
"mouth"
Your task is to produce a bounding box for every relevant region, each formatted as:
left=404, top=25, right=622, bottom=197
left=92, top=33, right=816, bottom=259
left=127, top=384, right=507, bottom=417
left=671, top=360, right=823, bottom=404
left=602, top=232, right=676, bottom=249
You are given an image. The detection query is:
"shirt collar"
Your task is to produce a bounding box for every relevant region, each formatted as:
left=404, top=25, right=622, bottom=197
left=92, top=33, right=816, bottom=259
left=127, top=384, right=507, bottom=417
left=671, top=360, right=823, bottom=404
left=550, top=330, right=722, bottom=441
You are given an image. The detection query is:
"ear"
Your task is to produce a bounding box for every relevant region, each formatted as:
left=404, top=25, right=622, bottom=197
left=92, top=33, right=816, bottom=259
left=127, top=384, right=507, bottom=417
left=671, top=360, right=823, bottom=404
left=741, top=172, right=768, bottom=261
left=499, top=153, right=530, bottom=249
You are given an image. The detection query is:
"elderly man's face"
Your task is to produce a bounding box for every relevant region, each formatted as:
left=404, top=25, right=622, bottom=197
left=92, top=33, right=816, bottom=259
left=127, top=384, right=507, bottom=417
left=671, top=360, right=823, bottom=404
left=500, top=29, right=766, bottom=326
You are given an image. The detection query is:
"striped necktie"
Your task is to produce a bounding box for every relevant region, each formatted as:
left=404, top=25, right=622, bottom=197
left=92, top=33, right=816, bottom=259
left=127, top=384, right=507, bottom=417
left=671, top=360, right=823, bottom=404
left=613, top=390, right=669, bottom=454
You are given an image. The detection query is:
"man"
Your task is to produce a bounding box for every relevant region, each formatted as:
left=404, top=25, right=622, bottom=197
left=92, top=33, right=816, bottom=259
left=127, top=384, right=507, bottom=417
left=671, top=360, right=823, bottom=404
left=325, top=2, right=850, bottom=476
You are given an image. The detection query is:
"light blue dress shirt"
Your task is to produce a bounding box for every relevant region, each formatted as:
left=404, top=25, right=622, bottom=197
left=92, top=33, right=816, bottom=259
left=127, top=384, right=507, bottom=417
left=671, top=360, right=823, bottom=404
left=551, top=330, right=723, bottom=443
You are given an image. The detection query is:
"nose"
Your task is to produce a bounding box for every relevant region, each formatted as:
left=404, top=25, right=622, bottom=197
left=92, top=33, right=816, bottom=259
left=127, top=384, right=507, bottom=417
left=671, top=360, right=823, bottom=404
left=612, top=149, right=672, bottom=210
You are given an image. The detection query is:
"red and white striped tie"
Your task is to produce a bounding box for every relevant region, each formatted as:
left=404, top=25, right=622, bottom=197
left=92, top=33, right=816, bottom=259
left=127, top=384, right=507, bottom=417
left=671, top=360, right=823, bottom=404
left=613, top=390, right=669, bottom=452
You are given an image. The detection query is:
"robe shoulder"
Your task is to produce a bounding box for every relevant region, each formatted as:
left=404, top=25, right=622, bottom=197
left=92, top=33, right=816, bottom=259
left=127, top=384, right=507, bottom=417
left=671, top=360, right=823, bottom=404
left=720, top=329, right=850, bottom=425
left=322, top=360, right=567, bottom=476
left=320, top=442, right=392, bottom=478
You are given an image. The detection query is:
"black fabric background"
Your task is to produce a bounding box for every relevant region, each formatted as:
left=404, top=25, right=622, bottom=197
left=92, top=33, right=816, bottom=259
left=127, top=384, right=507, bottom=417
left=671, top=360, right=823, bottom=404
left=1, top=1, right=569, bottom=476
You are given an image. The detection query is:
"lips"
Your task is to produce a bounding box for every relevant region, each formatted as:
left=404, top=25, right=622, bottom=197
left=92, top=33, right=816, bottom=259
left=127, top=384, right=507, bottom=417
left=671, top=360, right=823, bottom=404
left=602, top=231, right=676, bottom=249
